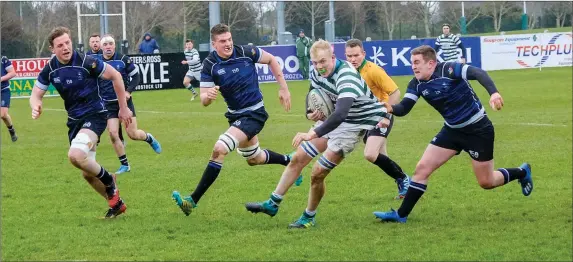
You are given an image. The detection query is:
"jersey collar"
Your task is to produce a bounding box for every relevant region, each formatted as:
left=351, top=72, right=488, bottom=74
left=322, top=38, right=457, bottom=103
left=357, top=59, right=367, bottom=72
left=327, top=59, right=342, bottom=78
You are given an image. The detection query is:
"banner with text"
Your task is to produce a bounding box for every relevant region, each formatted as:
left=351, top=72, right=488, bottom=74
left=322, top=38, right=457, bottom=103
left=129, top=53, right=187, bottom=91
left=480, top=32, right=572, bottom=71
left=9, top=58, right=59, bottom=97
left=256, top=36, right=482, bottom=82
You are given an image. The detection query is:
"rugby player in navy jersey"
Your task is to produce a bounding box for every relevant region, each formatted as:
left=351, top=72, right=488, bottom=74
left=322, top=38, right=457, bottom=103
left=374, top=45, right=533, bottom=223
left=1, top=55, right=18, bottom=142
left=99, top=34, right=162, bottom=175
left=172, top=23, right=296, bottom=216
left=29, top=27, right=133, bottom=219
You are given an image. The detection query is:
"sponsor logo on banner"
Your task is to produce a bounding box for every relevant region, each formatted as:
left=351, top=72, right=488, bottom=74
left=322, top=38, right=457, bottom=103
left=256, top=37, right=482, bottom=82
left=11, top=58, right=51, bottom=78
left=480, top=32, right=572, bottom=70
left=130, top=53, right=186, bottom=91
left=515, top=33, right=573, bottom=68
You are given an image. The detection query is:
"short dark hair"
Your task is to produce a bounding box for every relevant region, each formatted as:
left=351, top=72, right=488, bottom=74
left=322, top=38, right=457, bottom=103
left=89, top=33, right=100, bottom=39
left=345, top=39, right=363, bottom=49
left=442, top=23, right=451, bottom=29
left=48, top=26, right=71, bottom=47
left=210, top=23, right=230, bottom=41
left=411, top=45, right=437, bottom=62
left=185, top=39, right=194, bottom=44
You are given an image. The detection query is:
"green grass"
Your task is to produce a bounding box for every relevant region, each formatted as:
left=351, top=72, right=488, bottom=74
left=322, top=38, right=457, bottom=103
left=466, top=26, right=572, bottom=36
left=2, top=67, right=572, bottom=261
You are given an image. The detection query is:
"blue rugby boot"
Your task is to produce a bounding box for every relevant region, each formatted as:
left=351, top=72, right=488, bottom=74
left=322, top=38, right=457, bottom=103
left=518, top=163, right=533, bottom=196
left=115, top=165, right=131, bottom=175
left=147, top=133, right=162, bottom=154
left=172, top=191, right=196, bottom=216
left=373, top=208, right=407, bottom=223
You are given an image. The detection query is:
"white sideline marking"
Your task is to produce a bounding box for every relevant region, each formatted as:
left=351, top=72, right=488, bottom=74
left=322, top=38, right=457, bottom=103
left=42, top=108, right=569, bottom=127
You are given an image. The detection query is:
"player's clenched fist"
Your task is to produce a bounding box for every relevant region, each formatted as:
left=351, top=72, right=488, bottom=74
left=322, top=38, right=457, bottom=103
left=206, top=86, right=220, bottom=100
left=489, top=92, right=504, bottom=111
left=31, top=104, right=42, bottom=119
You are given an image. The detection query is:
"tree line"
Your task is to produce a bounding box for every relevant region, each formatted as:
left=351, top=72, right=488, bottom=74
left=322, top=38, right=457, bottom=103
left=1, top=1, right=571, bottom=59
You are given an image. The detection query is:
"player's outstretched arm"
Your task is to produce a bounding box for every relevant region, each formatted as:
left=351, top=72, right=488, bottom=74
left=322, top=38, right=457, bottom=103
left=0, top=67, right=16, bottom=82
left=100, top=64, right=133, bottom=125
left=259, top=49, right=291, bottom=112
left=463, top=65, right=504, bottom=110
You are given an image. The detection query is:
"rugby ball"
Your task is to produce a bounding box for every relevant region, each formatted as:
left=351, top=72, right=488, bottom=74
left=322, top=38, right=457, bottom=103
left=306, top=88, right=335, bottom=117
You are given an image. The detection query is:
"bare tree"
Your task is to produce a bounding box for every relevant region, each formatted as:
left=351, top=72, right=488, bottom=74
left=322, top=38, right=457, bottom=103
left=220, top=2, right=255, bottom=30
left=409, top=1, right=439, bottom=37
left=23, top=2, right=64, bottom=57
left=484, top=1, right=517, bottom=32
left=286, top=1, right=329, bottom=39
left=544, top=2, right=573, bottom=28
left=126, top=2, right=178, bottom=53
left=439, top=2, right=484, bottom=32
left=182, top=1, right=208, bottom=42
left=0, top=2, right=22, bottom=41
left=526, top=1, right=544, bottom=29
left=373, top=1, right=404, bottom=40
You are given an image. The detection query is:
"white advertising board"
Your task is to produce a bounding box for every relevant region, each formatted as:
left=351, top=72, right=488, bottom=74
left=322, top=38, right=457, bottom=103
left=480, top=32, right=572, bottom=71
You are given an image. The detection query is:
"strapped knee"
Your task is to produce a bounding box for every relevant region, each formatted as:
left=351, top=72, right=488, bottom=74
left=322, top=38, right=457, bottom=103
left=87, top=151, right=96, bottom=161
left=237, top=142, right=263, bottom=160
left=70, top=133, right=94, bottom=154
left=317, top=155, right=337, bottom=171
left=216, top=133, right=238, bottom=154
left=301, top=141, right=319, bottom=158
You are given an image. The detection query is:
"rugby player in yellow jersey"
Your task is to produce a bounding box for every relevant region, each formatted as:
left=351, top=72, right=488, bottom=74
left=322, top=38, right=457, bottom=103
left=344, top=38, right=410, bottom=199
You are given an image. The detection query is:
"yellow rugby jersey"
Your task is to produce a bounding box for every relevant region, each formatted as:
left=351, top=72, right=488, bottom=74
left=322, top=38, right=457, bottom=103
left=357, top=60, right=398, bottom=102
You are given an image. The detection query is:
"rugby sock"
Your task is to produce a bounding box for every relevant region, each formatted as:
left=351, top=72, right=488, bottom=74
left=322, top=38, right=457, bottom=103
left=7, top=125, right=15, bottom=136
left=304, top=209, right=316, bottom=217
left=499, top=168, right=527, bottom=184
left=268, top=192, right=283, bottom=208
left=96, top=167, right=116, bottom=197
left=185, top=83, right=197, bottom=94
left=144, top=133, right=153, bottom=144
left=397, top=181, right=427, bottom=218
left=118, top=154, right=129, bottom=166
left=190, top=161, right=223, bottom=204
left=373, top=154, right=407, bottom=180
left=264, top=149, right=290, bottom=166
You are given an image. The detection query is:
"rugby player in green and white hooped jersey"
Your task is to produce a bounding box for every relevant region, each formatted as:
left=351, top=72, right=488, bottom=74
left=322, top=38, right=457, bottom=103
left=245, top=40, right=393, bottom=229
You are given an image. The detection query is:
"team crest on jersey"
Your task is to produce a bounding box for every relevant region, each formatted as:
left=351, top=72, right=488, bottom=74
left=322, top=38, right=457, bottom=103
left=448, top=66, right=454, bottom=76
left=91, top=61, right=97, bottom=69
left=251, top=48, right=256, bottom=57
left=77, top=71, right=83, bottom=81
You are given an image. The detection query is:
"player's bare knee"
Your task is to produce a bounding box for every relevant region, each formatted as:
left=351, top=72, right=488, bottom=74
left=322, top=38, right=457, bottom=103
left=126, top=129, right=138, bottom=140
left=477, top=177, right=496, bottom=189
left=364, top=151, right=378, bottom=163
left=109, top=130, right=120, bottom=143
left=0, top=111, right=7, bottom=120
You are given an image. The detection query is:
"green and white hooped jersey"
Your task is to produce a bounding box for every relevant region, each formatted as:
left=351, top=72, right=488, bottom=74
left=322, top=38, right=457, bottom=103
left=309, top=59, right=386, bottom=131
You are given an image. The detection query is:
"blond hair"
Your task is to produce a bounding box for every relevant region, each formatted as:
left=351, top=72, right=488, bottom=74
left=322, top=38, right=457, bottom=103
left=310, top=40, right=332, bottom=58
